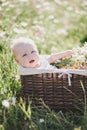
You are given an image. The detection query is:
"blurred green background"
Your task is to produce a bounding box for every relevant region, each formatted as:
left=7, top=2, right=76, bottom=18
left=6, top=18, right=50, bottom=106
left=0, top=0, right=87, bottom=53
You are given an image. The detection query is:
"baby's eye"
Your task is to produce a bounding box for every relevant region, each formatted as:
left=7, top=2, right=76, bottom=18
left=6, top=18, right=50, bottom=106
left=22, top=53, right=27, bottom=57
left=31, top=50, right=36, bottom=54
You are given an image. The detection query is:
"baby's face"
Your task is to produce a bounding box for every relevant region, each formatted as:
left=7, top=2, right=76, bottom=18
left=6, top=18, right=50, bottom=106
left=15, top=43, right=40, bottom=68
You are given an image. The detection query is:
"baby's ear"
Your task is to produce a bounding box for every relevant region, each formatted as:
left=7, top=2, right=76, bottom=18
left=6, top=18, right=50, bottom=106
left=15, top=58, right=19, bottom=64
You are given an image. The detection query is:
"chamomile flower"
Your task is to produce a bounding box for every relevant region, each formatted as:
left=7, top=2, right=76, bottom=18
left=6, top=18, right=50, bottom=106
left=2, top=100, right=10, bottom=108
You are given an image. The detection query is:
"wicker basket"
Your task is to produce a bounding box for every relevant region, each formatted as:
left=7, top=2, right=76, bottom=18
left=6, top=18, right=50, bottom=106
left=20, top=68, right=87, bottom=111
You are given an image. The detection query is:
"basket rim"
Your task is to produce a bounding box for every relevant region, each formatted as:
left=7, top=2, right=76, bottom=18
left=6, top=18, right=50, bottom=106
left=19, top=66, right=87, bottom=76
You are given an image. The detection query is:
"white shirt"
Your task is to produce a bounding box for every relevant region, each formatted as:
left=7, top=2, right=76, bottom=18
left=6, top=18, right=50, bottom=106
left=38, top=55, right=56, bottom=69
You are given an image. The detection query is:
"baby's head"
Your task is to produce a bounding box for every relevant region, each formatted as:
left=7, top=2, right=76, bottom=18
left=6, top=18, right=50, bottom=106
left=11, top=37, right=40, bottom=68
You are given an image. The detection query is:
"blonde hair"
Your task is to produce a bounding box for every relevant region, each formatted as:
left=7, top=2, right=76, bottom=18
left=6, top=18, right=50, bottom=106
left=11, top=37, right=37, bottom=55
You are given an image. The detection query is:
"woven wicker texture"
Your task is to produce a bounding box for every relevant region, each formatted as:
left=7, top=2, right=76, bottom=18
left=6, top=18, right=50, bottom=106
left=21, top=73, right=87, bottom=111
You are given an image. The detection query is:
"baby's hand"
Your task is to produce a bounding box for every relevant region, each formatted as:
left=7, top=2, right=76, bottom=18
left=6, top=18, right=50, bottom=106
left=47, top=50, right=73, bottom=63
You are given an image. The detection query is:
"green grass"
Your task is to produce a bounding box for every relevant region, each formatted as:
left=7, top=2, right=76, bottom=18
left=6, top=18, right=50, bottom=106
left=0, top=0, right=87, bottom=129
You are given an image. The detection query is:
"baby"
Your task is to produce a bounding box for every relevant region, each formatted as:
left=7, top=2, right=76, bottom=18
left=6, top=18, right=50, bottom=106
left=11, top=37, right=73, bottom=68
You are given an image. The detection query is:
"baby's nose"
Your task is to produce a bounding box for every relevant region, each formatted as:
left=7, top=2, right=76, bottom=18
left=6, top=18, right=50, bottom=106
left=27, top=53, right=34, bottom=59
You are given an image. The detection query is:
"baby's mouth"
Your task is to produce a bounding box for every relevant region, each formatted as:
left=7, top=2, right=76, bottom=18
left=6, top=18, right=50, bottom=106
left=29, top=60, right=35, bottom=63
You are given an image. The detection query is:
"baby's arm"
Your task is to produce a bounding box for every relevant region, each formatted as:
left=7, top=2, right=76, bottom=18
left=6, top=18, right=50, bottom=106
left=47, top=50, right=73, bottom=64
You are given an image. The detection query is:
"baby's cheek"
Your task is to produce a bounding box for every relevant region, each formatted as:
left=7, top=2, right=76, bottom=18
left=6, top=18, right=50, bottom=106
left=22, top=59, right=27, bottom=65
left=32, top=53, right=36, bottom=58
left=36, top=54, right=40, bottom=60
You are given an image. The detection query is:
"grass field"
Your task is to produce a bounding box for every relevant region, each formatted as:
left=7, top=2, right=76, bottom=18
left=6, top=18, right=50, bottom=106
left=0, top=0, right=87, bottom=129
